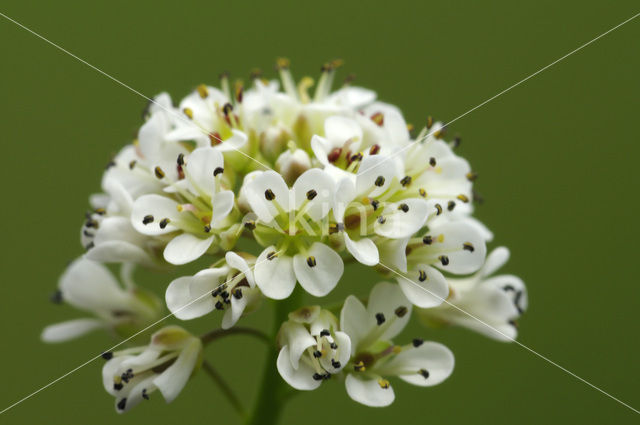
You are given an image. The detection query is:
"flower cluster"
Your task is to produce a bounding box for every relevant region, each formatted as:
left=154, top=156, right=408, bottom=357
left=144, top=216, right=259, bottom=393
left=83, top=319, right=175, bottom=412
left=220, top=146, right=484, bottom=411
left=43, top=59, right=527, bottom=414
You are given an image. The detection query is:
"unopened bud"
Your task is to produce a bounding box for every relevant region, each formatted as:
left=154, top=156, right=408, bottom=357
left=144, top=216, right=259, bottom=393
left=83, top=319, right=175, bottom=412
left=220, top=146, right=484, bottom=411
left=276, top=149, right=311, bottom=185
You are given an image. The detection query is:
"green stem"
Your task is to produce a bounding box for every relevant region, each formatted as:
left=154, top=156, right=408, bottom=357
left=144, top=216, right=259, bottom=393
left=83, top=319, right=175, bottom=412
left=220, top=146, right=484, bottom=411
left=202, top=360, right=246, bottom=418
left=200, top=326, right=270, bottom=346
left=246, top=294, right=300, bottom=425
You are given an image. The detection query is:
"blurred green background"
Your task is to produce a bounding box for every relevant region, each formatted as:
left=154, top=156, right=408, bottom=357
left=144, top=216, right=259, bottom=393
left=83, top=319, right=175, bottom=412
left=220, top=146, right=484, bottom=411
left=1, top=0, right=638, bottom=423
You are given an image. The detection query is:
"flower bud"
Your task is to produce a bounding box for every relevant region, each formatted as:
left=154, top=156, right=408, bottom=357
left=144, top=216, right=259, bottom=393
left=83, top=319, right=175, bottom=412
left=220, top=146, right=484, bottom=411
left=260, top=126, right=290, bottom=162
left=276, top=149, right=311, bottom=185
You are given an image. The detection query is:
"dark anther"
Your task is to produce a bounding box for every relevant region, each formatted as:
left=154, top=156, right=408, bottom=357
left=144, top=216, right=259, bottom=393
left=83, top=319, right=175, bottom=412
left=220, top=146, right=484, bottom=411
left=375, top=312, right=386, bottom=325
left=159, top=218, right=170, bottom=229
left=306, top=189, right=317, bottom=200
left=50, top=290, right=63, bottom=304
left=412, top=338, right=424, bottom=347
left=400, top=175, right=412, bottom=187
left=212, top=287, right=222, bottom=297
left=419, top=188, right=427, bottom=197
left=85, top=241, right=95, bottom=251
left=306, top=256, right=317, bottom=267
left=452, top=136, right=462, bottom=148
left=94, top=208, right=106, bottom=215
left=177, top=153, right=185, bottom=166
left=114, top=382, right=123, bottom=391
left=354, top=361, right=365, bottom=371
left=429, top=157, right=437, bottom=167
left=204, top=225, right=211, bottom=233
left=129, top=160, right=136, bottom=170
left=327, top=147, right=342, bottom=163
left=463, top=242, right=475, bottom=252
left=220, top=291, right=229, bottom=299
left=142, top=389, right=149, bottom=400
left=418, top=270, right=427, bottom=282
left=331, top=359, right=341, bottom=369
left=466, top=171, right=478, bottom=181
left=374, top=176, right=385, bottom=187
left=223, top=103, right=233, bottom=115
left=448, top=201, right=456, bottom=211
left=233, top=289, right=243, bottom=299
left=101, top=352, right=113, bottom=360
left=514, top=291, right=525, bottom=314
left=213, top=167, right=224, bottom=177
left=439, top=255, right=450, bottom=266
left=371, top=200, right=380, bottom=210
left=215, top=301, right=224, bottom=310
left=377, top=216, right=386, bottom=224
left=264, top=189, right=275, bottom=200
left=83, top=230, right=94, bottom=238
left=426, top=116, right=434, bottom=129
left=117, top=398, right=127, bottom=411
left=154, top=166, right=165, bottom=179
left=369, top=144, right=380, bottom=155
left=142, top=215, right=154, bottom=225
left=398, top=203, right=409, bottom=212
left=502, top=284, right=515, bottom=292
left=395, top=306, right=408, bottom=317
left=350, top=152, right=363, bottom=162
left=329, top=342, right=338, bottom=350
left=320, top=329, right=330, bottom=337
left=371, top=112, right=384, bottom=126
left=457, top=194, right=470, bottom=203
left=244, top=220, right=256, bottom=230
left=422, top=235, right=433, bottom=245
left=323, top=373, right=332, bottom=380
left=435, top=203, right=443, bottom=215
left=266, top=251, right=277, bottom=261
left=419, top=369, right=430, bottom=379
left=105, top=160, right=116, bottom=170
left=312, top=373, right=324, bottom=381
left=313, top=350, right=322, bottom=358
left=85, top=219, right=99, bottom=228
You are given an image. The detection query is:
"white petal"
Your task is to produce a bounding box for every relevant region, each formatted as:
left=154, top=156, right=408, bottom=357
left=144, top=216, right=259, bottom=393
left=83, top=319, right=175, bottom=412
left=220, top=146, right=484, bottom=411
left=281, top=322, right=317, bottom=368
left=356, top=155, right=399, bottom=197
left=367, top=282, right=412, bottom=341
left=382, top=342, right=454, bottom=387
left=131, top=195, right=179, bottom=235
left=185, top=146, right=224, bottom=196
left=154, top=338, right=202, bottom=403
left=225, top=251, right=255, bottom=286
left=214, top=129, right=248, bottom=151
left=41, top=319, right=103, bottom=343
left=345, top=374, right=395, bottom=407
left=374, top=199, right=429, bottom=239
left=481, top=247, right=510, bottom=277
left=310, top=135, right=332, bottom=167
left=85, top=241, right=155, bottom=267
left=319, top=331, right=351, bottom=373
left=324, top=116, right=362, bottom=150
left=254, top=247, right=296, bottom=300
left=333, top=177, right=357, bottom=220
left=211, top=190, right=235, bottom=225
left=430, top=220, right=487, bottom=274
left=163, top=234, right=214, bottom=265
left=292, top=169, right=335, bottom=220
left=59, top=258, right=127, bottom=312
left=378, top=238, right=409, bottom=273
left=276, top=346, right=321, bottom=391
left=165, top=270, right=223, bottom=320
left=344, top=234, right=379, bottom=266
left=293, top=243, right=343, bottom=297
left=340, top=295, right=374, bottom=354
left=384, top=108, right=409, bottom=145
left=244, top=171, right=290, bottom=222
left=398, top=266, right=448, bottom=309
left=115, top=375, right=156, bottom=413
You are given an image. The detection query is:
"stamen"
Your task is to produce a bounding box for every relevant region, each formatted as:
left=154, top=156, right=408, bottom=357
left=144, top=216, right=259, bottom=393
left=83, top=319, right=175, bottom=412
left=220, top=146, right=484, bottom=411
left=264, top=189, right=276, bottom=200
left=177, top=153, right=185, bottom=166
left=327, top=147, right=342, bottom=163
left=306, top=189, right=317, bottom=200
left=353, top=361, right=365, bottom=372
left=213, top=167, right=224, bottom=177
left=422, top=235, right=433, bottom=245
left=349, top=152, right=363, bottom=163
left=244, top=220, right=256, bottom=230
left=331, top=359, right=341, bottom=368
left=320, top=329, right=330, bottom=337
left=371, top=112, right=384, bottom=126
left=204, top=225, right=211, bottom=233
left=429, top=157, right=437, bottom=167
left=457, top=194, right=470, bottom=203
left=418, top=270, right=427, bottom=282
left=395, top=306, right=408, bottom=317
left=50, top=290, right=63, bottom=304
left=117, top=398, right=127, bottom=411
left=371, top=200, right=380, bottom=210
left=377, top=216, right=386, bottom=224
left=101, top=352, right=113, bottom=360
left=426, top=116, right=434, bottom=129
left=412, top=338, right=424, bottom=347
left=233, top=288, right=243, bottom=299
left=418, top=188, right=427, bottom=197
left=222, top=103, right=233, bottom=116
left=113, top=382, right=123, bottom=391
left=374, top=176, right=385, bottom=187
left=196, top=84, right=208, bottom=99
left=439, top=255, right=450, bottom=266
left=435, top=204, right=443, bottom=215
left=313, top=350, right=322, bottom=358
left=306, top=256, right=317, bottom=267
left=129, top=160, right=136, bottom=170
left=266, top=251, right=277, bottom=260
left=378, top=379, right=390, bottom=389
left=329, top=342, right=338, bottom=349
left=312, top=373, right=324, bottom=381
left=159, top=218, right=171, bottom=229
left=215, top=301, right=224, bottom=310
left=182, top=108, right=194, bottom=119
left=418, top=369, right=430, bottom=379
left=142, top=388, right=150, bottom=400
left=369, top=144, right=380, bottom=155
left=375, top=312, right=386, bottom=325
left=398, top=203, right=409, bottom=212
left=463, top=242, right=475, bottom=252
left=466, top=171, right=478, bottom=181
left=142, top=215, right=154, bottom=225
left=400, top=175, right=412, bottom=187
left=154, top=166, right=166, bottom=179
left=447, top=201, right=456, bottom=211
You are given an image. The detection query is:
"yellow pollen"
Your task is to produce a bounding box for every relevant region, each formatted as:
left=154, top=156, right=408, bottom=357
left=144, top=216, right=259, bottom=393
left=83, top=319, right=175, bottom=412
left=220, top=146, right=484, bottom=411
left=457, top=194, right=470, bottom=203
left=176, top=205, right=184, bottom=212
left=183, top=108, right=194, bottom=119
left=378, top=379, right=390, bottom=389
left=437, top=234, right=444, bottom=243
left=392, top=346, right=402, bottom=354
left=196, top=84, right=208, bottom=99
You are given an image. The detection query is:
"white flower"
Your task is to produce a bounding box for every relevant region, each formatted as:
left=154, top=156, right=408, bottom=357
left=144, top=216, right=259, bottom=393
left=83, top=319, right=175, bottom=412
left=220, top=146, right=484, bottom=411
left=165, top=252, right=260, bottom=329
left=275, top=148, right=311, bottom=185
left=101, top=326, right=202, bottom=413
left=41, top=259, right=161, bottom=343
left=245, top=168, right=343, bottom=299
left=276, top=306, right=351, bottom=390
left=131, top=146, right=236, bottom=265
left=420, top=247, right=527, bottom=341
left=340, top=282, right=454, bottom=407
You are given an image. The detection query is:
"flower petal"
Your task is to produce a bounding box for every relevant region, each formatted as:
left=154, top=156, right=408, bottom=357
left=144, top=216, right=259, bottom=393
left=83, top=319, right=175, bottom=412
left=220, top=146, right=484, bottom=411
left=381, top=342, right=454, bottom=387
left=131, top=194, right=179, bottom=235
left=324, top=116, right=362, bottom=150
left=292, top=169, right=335, bottom=220
left=481, top=247, right=510, bottom=277
left=41, top=319, right=103, bottom=343
left=153, top=338, right=202, bottom=403
left=185, top=146, right=224, bottom=196
left=397, top=266, right=448, bottom=309
left=211, top=190, right=235, bottom=225
left=374, top=199, right=429, bottom=239
left=225, top=251, right=255, bottom=286
left=344, top=234, right=379, bottom=266
left=367, top=282, right=412, bottom=341
left=254, top=247, right=296, bottom=300
left=244, top=171, right=291, bottom=222
left=345, top=374, right=395, bottom=407
left=163, top=234, right=214, bottom=265
left=356, top=155, right=399, bottom=197
left=165, top=269, right=225, bottom=320
left=340, top=295, right=374, bottom=354
left=59, top=258, right=128, bottom=312
left=293, top=242, right=343, bottom=297
left=276, top=346, right=321, bottom=391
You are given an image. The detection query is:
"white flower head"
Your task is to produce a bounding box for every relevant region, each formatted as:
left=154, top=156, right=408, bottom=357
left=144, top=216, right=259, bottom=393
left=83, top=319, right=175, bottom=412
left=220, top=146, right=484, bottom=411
left=340, top=282, right=454, bottom=407
left=41, top=259, right=161, bottom=343
left=420, top=247, right=527, bottom=341
left=101, top=325, right=202, bottom=413
left=276, top=306, right=351, bottom=390
left=165, top=251, right=260, bottom=329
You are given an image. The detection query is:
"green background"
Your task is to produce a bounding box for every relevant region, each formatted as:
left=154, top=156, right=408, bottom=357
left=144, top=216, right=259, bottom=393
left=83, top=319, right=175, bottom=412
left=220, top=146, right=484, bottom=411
left=1, top=1, right=638, bottom=423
